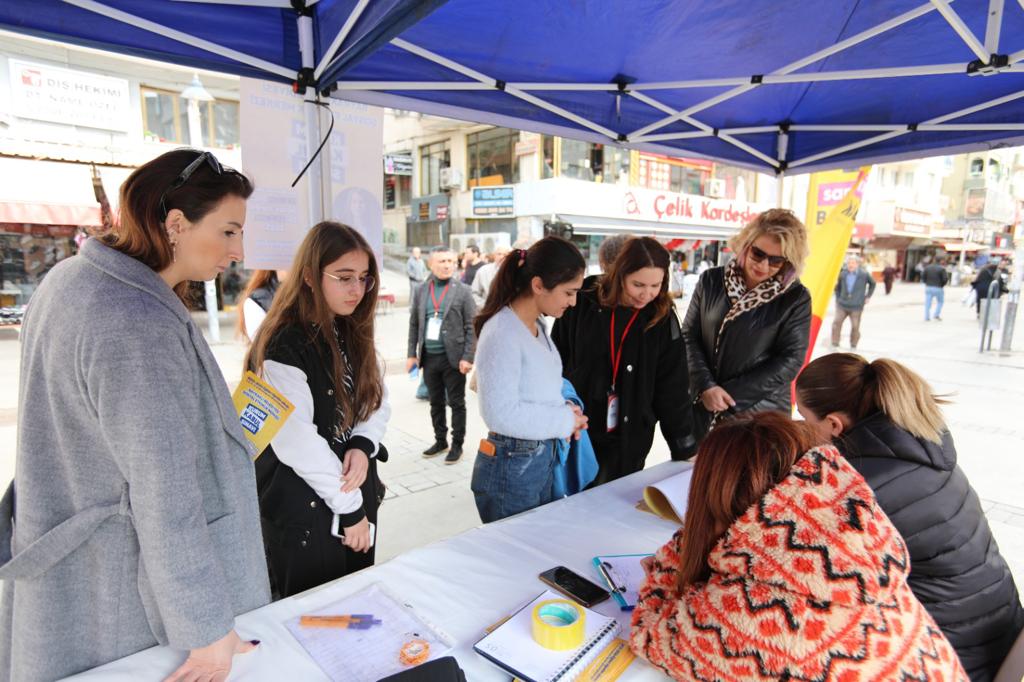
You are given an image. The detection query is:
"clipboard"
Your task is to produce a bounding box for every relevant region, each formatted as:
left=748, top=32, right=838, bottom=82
left=591, top=554, right=653, bottom=612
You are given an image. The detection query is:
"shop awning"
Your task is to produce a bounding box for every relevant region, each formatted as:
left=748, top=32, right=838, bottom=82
left=868, top=235, right=916, bottom=250
left=942, top=241, right=987, bottom=251
left=557, top=214, right=736, bottom=241
left=0, top=201, right=100, bottom=227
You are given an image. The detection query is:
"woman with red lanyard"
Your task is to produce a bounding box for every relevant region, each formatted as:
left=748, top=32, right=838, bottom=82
left=552, top=237, right=695, bottom=485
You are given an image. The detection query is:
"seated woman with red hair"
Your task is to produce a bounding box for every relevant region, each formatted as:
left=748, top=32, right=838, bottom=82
left=630, top=411, right=966, bottom=681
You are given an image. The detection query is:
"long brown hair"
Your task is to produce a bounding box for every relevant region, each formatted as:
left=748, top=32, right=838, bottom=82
left=473, top=236, right=585, bottom=338
left=677, top=411, right=818, bottom=589
left=796, top=353, right=948, bottom=444
left=597, top=237, right=673, bottom=329
left=103, top=148, right=253, bottom=302
left=246, top=222, right=382, bottom=431
left=236, top=270, right=279, bottom=342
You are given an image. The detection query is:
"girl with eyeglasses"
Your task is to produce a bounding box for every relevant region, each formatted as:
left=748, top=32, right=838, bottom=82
left=1, top=149, right=270, bottom=682
left=681, top=208, right=812, bottom=445
left=245, top=221, right=389, bottom=599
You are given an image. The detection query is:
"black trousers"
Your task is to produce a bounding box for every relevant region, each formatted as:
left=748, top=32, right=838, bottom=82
left=422, top=351, right=467, bottom=445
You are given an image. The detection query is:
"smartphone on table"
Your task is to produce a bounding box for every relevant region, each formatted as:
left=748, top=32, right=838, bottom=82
left=538, top=566, right=611, bottom=607
left=330, top=515, right=377, bottom=548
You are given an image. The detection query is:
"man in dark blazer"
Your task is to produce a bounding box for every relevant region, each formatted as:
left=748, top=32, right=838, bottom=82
left=407, top=246, right=477, bottom=463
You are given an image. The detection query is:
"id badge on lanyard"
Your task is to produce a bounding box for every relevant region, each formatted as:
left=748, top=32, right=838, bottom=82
left=607, top=308, right=641, bottom=433
left=426, top=315, right=442, bottom=341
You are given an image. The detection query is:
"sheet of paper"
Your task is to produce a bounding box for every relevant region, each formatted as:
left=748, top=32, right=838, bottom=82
left=285, top=583, right=451, bottom=682
left=232, top=370, right=295, bottom=459
left=641, top=468, right=693, bottom=524
left=593, top=555, right=652, bottom=610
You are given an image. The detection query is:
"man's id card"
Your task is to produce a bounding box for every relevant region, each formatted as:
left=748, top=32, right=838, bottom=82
left=426, top=315, right=443, bottom=341
left=232, top=371, right=295, bottom=459
left=607, top=392, right=620, bottom=432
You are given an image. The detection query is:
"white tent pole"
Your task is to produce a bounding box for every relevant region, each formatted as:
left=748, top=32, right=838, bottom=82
left=920, top=123, right=1024, bottom=130
left=298, top=13, right=324, bottom=224
left=775, top=131, right=788, bottom=208
left=790, top=88, right=1024, bottom=168
left=390, top=38, right=620, bottom=140
left=62, top=0, right=294, bottom=79
left=929, top=0, right=990, bottom=61
left=629, top=0, right=943, bottom=139
left=629, top=131, right=712, bottom=143
left=334, top=81, right=492, bottom=90
left=313, top=0, right=371, bottom=80
left=1011, top=47, right=1024, bottom=63
left=776, top=170, right=786, bottom=208
left=719, top=134, right=779, bottom=167
left=790, top=124, right=906, bottom=132
left=985, top=0, right=1004, bottom=53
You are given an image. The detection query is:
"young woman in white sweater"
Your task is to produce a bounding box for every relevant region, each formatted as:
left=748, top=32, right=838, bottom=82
left=471, top=236, right=589, bottom=523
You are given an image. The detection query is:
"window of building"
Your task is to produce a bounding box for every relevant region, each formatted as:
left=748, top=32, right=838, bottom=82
left=467, top=128, right=518, bottom=187
left=637, top=154, right=710, bottom=193
left=560, top=139, right=601, bottom=181
left=988, top=158, right=1001, bottom=181
left=542, top=135, right=555, bottom=179
left=602, top=146, right=630, bottom=185
left=969, top=157, right=984, bottom=176
left=384, top=174, right=412, bottom=210
left=419, top=140, right=450, bottom=196
left=902, top=170, right=914, bottom=187
left=141, top=87, right=239, bottom=147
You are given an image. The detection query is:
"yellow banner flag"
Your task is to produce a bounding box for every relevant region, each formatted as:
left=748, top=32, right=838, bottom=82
left=801, top=167, right=871, bottom=356
left=232, top=370, right=295, bottom=459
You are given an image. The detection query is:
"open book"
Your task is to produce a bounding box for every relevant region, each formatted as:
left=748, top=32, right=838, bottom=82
left=640, top=467, right=693, bottom=524
left=474, top=591, right=620, bottom=682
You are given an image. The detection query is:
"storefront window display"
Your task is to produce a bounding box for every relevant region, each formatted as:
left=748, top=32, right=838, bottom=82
left=467, top=128, right=518, bottom=187
left=0, top=224, right=78, bottom=304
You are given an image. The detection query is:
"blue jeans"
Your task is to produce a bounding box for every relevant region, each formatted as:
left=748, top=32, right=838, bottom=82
left=471, top=434, right=558, bottom=524
left=925, top=286, right=944, bottom=320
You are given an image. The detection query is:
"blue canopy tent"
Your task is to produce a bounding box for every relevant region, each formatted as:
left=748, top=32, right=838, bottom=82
left=2, top=0, right=1024, bottom=179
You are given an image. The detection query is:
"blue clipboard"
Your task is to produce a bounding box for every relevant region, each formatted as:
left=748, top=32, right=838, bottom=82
left=591, top=553, right=653, bottom=612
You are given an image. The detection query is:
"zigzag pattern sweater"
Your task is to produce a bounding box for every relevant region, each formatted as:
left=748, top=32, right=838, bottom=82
left=630, top=446, right=967, bottom=681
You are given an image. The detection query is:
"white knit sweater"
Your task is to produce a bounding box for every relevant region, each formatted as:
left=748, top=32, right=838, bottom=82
left=475, top=306, right=576, bottom=441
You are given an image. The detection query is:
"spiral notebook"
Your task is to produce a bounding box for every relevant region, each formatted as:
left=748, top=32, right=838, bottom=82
left=474, top=591, right=620, bottom=682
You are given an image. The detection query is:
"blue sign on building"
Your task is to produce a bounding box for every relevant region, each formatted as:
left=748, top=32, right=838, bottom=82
left=472, top=186, right=515, bottom=216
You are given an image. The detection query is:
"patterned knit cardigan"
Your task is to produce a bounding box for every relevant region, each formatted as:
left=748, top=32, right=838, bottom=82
left=630, top=445, right=966, bottom=682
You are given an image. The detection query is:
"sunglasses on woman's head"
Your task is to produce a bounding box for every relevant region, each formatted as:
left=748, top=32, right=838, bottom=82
left=748, top=245, right=788, bottom=268
left=159, top=150, right=239, bottom=220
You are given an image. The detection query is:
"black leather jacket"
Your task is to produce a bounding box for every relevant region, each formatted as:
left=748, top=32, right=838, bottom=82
left=681, top=266, right=811, bottom=440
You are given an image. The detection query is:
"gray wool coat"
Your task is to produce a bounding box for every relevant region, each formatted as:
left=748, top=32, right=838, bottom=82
left=0, top=239, right=271, bottom=681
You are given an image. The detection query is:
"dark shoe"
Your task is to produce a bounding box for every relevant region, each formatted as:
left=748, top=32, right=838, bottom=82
left=445, top=443, right=463, bottom=465
left=935, top=316, right=942, bottom=321
left=422, top=441, right=448, bottom=457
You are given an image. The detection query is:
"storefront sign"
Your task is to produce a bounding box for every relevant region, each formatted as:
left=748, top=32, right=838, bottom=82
left=472, top=186, right=515, bottom=217
left=384, top=153, right=413, bottom=175
left=410, top=194, right=449, bottom=222
left=9, top=60, right=131, bottom=131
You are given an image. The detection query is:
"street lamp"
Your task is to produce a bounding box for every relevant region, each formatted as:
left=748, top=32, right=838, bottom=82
left=180, top=73, right=221, bottom=342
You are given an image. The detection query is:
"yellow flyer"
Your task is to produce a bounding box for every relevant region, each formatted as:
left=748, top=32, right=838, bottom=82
left=232, top=371, right=295, bottom=459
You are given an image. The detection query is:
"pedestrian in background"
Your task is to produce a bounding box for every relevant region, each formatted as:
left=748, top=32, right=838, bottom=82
left=682, top=209, right=811, bottom=445
left=923, top=256, right=950, bottom=321
left=831, top=255, right=875, bottom=349
left=882, top=261, right=896, bottom=294
left=472, top=237, right=588, bottom=522
left=974, top=261, right=1008, bottom=318
left=460, top=244, right=484, bottom=285
left=405, top=246, right=427, bottom=304
left=471, top=245, right=510, bottom=307
left=0, top=149, right=270, bottom=681
left=552, top=237, right=695, bottom=483
left=408, top=246, right=476, bottom=464
left=247, top=222, right=389, bottom=598
left=797, top=353, right=1024, bottom=681
left=630, top=412, right=966, bottom=682
left=237, top=269, right=288, bottom=342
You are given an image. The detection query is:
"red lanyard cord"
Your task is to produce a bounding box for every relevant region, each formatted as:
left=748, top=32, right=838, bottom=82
left=429, top=280, right=450, bottom=315
left=609, top=308, right=641, bottom=390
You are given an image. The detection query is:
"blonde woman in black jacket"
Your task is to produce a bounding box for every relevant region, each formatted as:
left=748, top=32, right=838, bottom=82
left=681, top=208, right=811, bottom=443
left=797, top=353, right=1024, bottom=682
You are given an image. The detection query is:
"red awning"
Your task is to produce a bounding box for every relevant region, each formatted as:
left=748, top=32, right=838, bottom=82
left=0, top=201, right=101, bottom=226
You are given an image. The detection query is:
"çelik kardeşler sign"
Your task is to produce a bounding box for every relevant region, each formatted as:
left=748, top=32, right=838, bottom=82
left=232, top=371, right=295, bottom=459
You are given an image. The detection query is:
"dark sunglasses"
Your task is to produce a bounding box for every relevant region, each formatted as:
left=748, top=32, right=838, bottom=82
left=159, top=151, right=237, bottom=220
left=748, top=245, right=788, bottom=268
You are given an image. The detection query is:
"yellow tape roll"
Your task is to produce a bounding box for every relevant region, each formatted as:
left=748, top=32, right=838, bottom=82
left=531, top=599, right=586, bottom=651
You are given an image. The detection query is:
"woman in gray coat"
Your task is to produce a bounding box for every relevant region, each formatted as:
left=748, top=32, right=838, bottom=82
left=0, top=149, right=271, bottom=681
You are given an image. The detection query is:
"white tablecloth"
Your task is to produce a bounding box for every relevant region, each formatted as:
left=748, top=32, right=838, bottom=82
left=67, top=461, right=691, bottom=681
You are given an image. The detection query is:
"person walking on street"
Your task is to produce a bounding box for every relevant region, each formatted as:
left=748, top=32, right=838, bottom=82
left=974, top=261, right=1008, bottom=318
left=405, top=246, right=427, bottom=304
left=552, top=237, right=696, bottom=484
left=472, top=237, right=588, bottom=523
left=460, top=244, right=484, bottom=285
left=408, top=247, right=477, bottom=463
left=923, top=257, right=950, bottom=321
left=831, top=255, right=875, bottom=349
left=471, top=246, right=510, bottom=307
left=882, top=262, right=896, bottom=294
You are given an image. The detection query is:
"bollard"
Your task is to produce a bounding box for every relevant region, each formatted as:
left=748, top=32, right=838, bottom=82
left=980, top=281, right=1001, bottom=353
left=1000, top=291, right=1018, bottom=355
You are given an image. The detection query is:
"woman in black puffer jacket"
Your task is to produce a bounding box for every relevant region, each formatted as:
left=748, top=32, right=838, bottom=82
left=796, top=353, right=1024, bottom=682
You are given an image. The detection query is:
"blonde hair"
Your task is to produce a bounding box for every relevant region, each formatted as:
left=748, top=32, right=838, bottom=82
left=796, top=353, right=949, bottom=444
left=728, top=208, right=810, bottom=276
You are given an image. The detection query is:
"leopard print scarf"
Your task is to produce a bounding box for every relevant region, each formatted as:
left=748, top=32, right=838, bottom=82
left=713, top=259, right=791, bottom=359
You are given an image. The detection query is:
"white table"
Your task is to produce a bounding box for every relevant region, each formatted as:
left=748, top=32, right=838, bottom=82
left=68, top=461, right=690, bottom=681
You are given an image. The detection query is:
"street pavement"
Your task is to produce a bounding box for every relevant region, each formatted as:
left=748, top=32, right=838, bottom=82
left=1, top=273, right=1023, bottom=584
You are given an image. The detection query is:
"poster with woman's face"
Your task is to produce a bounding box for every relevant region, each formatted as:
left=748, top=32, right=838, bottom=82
left=965, top=188, right=987, bottom=219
